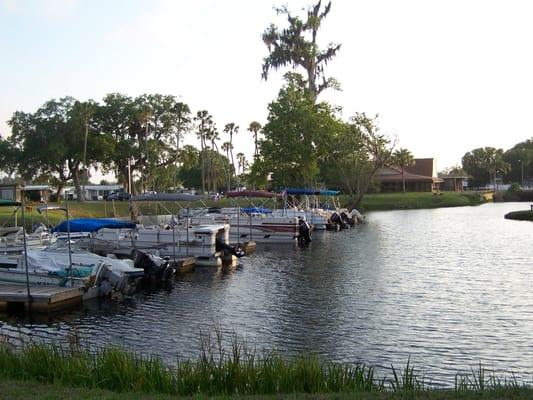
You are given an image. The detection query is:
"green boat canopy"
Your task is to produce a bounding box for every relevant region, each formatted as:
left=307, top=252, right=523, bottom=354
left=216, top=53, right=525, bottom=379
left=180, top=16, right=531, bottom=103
left=0, top=199, right=21, bottom=207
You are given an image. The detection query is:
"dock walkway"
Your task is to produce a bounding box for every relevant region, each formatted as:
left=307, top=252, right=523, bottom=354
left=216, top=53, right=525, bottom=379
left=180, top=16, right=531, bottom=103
left=0, top=284, right=83, bottom=313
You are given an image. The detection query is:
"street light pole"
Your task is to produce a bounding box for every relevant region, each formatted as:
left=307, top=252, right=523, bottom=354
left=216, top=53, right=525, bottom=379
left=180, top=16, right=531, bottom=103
left=521, top=159, right=524, bottom=188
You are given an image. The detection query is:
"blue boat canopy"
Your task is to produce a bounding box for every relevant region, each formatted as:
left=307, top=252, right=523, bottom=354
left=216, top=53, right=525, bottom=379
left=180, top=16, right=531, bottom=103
left=241, top=207, right=272, bottom=214
left=52, top=218, right=136, bottom=233
left=282, top=188, right=340, bottom=196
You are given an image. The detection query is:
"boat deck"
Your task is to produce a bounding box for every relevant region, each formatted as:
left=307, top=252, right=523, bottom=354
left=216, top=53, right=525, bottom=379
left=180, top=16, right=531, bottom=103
left=0, top=283, right=83, bottom=314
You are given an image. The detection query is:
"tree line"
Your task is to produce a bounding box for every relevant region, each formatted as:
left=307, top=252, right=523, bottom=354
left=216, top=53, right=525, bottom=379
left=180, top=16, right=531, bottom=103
left=2, top=93, right=261, bottom=201
left=1, top=1, right=416, bottom=207
left=459, top=140, right=533, bottom=188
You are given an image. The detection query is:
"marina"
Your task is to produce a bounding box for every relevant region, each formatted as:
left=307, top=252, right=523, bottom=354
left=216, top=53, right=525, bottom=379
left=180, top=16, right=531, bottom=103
left=1, top=202, right=532, bottom=386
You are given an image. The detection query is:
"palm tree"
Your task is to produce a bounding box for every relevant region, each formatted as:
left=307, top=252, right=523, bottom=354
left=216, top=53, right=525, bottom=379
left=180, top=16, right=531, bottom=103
left=221, top=141, right=233, bottom=191
left=484, top=148, right=510, bottom=190
left=392, top=148, right=415, bottom=193
left=194, top=110, right=212, bottom=193
left=173, top=102, right=191, bottom=161
left=224, top=123, right=239, bottom=186
left=236, top=152, right=248, bottom=175
left=248, top=121, right=262, bottom=159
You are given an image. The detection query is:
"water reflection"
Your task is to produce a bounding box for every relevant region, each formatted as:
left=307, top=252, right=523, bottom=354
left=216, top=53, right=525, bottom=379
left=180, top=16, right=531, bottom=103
left=1, top=202, right=533, bottom=385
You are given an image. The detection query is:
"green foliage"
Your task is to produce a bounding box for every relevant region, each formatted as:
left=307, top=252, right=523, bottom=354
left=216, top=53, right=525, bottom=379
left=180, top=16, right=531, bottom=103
left=391, top=148, right=415, bottom=193
left=260, top=74, right=339, bottom=188
left=7, top=97, right=106, bottom=200
left=176, top=145, right=231, bottom=192
left=321, top=113, right=395, bottom=207
left=507, top=182, right=522, bottom=192
left=502, top=139, right=533, bottom=184
left=0, top=338, right=529, bottom=398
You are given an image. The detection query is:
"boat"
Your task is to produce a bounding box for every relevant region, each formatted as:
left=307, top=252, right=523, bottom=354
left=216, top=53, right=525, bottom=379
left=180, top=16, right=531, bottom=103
left=66, top=195, right=241, bottom=267
left=0, top=240, right=146, bottom=298
left=277, top=188, right=365, bottom=230
left=0, top=224, right=53, bottom=253
left=185, top=190, right=302, bottom=244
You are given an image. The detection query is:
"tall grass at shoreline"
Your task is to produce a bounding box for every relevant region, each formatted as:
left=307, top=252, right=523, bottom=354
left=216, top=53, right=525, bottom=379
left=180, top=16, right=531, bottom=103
left=0, top=332, right=529, bottom=397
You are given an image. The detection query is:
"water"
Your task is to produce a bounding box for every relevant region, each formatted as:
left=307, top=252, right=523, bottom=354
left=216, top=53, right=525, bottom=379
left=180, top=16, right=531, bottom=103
left=2, top=202, right=533, bottom=386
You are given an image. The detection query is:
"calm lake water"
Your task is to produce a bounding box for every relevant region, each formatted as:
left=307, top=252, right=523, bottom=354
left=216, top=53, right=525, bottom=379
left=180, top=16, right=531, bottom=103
left=2, top=202, right=533, bottom=386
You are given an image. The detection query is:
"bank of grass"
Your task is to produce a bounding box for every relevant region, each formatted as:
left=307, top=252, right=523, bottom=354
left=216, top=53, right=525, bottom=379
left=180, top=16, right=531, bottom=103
left=0, top=336, right=530, bottom=399
left=358, top=192, right=484, bottom=212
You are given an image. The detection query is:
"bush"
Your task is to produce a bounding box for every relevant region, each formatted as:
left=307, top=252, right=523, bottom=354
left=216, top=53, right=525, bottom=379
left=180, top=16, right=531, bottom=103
left=507, top=182, right=522, bottom=193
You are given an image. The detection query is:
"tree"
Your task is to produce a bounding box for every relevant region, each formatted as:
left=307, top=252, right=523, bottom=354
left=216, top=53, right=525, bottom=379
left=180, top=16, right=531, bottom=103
left=236, top=152, right=248, bottom=176
left=392, top=148, right=415, bottom=193
left=248, top=121, right=262, bottom=159
left=8, top=97, right=105, bottom=201
left=223, top=123, right=239, bottom=187
left=177, top=145, right=231, bottom=191
left=195, top=110, right=215, bottom=193
left=262, top=0, right=341, bottom=101
left=260, top=73, right=337, bottom=188
left=93, top=93, right=138, bottom=194
left=503, top=139, right=533, bottom=186
left=321, top=113, right=395, bottom=208
left=221, top=141, right=233, bottom=191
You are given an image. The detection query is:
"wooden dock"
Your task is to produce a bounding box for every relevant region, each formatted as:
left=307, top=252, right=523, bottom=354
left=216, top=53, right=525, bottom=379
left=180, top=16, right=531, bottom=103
left=170, top=256, right=196, bottom=274
left=241, top=240, right=256, bottom=255
left=0, top=284, right=83, bottom=314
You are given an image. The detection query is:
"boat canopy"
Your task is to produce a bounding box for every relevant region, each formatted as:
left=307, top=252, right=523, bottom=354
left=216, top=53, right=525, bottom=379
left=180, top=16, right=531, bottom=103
left=283, top=188, right=340, bottom=196
left=241, top=207, right=272, bottom=214
left=0, top=199, right=21, bottom=207
left=130, top=193, right=206, bottom=202
left=36, top=205, right=67, bottom=214
left=225, top=190, right=278, bottom=198
left=52, top=218, right=136, bottom=233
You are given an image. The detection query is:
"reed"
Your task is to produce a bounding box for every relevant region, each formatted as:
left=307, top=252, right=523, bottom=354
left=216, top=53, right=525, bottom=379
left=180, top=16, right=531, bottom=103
left=0, top=333, right=528, bottom=397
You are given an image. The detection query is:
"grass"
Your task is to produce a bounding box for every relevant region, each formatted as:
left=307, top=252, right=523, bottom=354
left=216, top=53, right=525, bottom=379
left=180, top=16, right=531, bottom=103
left=358, top=192, right=484, bottom=212
left=0, top=332, right=531, bottom=398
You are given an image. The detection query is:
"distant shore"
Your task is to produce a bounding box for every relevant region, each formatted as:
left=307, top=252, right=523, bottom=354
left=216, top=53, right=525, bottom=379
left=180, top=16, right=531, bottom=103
left=357, top=191, right=486, bottom=212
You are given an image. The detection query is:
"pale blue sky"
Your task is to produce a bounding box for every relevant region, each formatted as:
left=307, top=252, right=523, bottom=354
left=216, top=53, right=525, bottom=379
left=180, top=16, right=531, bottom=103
left=2, top=0, right=533, bottom=181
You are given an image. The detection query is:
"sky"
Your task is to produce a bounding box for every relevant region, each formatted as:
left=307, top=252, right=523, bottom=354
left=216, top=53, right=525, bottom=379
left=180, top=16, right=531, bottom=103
left=1, top=0, right=533, bottom=182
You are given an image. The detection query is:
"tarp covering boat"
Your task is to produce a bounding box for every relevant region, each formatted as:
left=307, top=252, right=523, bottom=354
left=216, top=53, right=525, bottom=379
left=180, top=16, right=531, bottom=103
left=283, top=188, right=340, bottom=196
left=129, top=193, right=206, bottom=202
left=52, top=218, right=136, bottom=233
left=225, top=190, right=278, bottom=198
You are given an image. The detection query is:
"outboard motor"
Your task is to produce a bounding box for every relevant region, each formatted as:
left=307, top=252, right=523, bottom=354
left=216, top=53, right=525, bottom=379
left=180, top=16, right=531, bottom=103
left=298, top=217, right=312, bottom=244
left=340, top=211, right=353, bottom=227
left=216, top=237, right=245, bottom=258
left=330, top=212, right=349, bottom=230
left=131, top=250, right=173, bottom=281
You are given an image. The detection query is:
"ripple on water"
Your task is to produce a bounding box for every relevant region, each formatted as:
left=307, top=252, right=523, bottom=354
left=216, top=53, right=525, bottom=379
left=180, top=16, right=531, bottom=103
left=2, top=203, right=533, bottom=385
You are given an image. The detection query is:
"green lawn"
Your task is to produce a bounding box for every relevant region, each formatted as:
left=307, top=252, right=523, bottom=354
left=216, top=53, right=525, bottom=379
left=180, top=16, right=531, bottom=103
left=358, top=192, right=484, bottom=212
